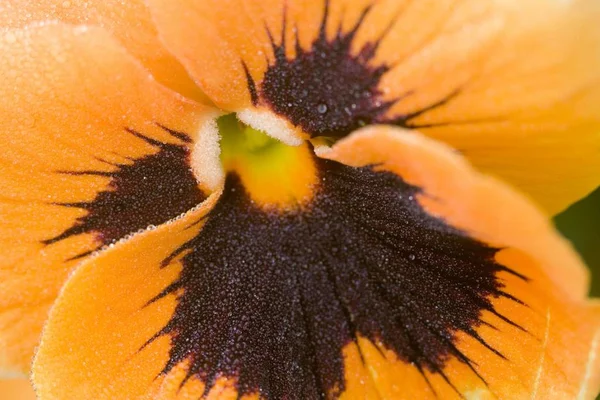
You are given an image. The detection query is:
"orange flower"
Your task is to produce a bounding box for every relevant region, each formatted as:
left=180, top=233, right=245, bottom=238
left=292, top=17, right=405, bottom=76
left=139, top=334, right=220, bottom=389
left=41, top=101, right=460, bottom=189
left=0, top=0, right=599, bottom=399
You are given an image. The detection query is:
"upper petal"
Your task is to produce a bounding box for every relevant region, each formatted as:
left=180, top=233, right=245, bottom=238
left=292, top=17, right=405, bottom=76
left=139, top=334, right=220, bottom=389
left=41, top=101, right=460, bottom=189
left=146, top=0, right=600, bottom=214
left=0, top=23, right=212, bottom=374
left=32, top=125, right=600, bottom=399
left=0, top=0, right=208, bottom=102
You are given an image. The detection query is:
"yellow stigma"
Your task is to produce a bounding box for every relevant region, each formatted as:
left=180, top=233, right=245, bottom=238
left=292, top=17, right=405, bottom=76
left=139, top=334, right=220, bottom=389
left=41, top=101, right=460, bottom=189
left=218, top=114, right=318, bottom=210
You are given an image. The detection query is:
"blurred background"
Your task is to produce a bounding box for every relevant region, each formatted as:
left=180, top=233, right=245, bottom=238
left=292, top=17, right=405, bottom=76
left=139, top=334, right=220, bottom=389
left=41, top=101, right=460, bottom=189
left=556, top=187, right=600, bottom=400
left=556, top=186, right=600, bottom=296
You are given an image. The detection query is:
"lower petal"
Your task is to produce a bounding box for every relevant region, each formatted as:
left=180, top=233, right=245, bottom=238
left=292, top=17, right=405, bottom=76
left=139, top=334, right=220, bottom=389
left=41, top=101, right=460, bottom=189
left=321, top=126, right=600, bottom=398
left=33, top=127, right=600, bottom=399
left=32, top=193, right=222, bottom=400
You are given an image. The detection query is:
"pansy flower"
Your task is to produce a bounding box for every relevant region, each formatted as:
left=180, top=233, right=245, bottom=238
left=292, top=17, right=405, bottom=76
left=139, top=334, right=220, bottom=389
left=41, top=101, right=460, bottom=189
left=1, top=0, right=600, bottom=398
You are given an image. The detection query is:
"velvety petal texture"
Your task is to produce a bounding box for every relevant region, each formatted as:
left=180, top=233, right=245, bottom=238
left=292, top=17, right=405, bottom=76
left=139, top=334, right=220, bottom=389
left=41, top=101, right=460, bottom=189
left=0, top=0, right=208, bottom=101
left=32, top=194, right=225, bottom=400
left=33, top=127, right=600, bottom=399
left=0, top=23, right=211, bottom=374
left=146, top=0, right=600, bottom=214
left=0, top=1, right=598, bottom=399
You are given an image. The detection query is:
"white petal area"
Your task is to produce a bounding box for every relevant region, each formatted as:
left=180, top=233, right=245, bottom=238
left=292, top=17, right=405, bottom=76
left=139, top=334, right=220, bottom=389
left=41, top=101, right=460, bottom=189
left=191, top=118, right=224, bottom=191
left=313, top=144, right=332, bottom=158
left=237, top=108, right=305, bottom=146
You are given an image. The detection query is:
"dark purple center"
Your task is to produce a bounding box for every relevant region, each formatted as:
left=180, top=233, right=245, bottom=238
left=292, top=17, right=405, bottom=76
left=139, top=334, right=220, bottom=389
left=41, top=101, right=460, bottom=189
left=246, top=0, right=459, bottom=140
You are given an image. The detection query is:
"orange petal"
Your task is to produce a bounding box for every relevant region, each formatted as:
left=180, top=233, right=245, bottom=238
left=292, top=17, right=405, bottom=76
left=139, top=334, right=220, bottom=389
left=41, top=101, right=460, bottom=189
left=32, top=192, right=228, bottom=400
left=319, top=125, right=600, bottom=399
left=147, top=0, right=600, bottom=214
left=0, top=0, right=208, bottom=102
left=0, top=24, right=211, bottom=374
left=377, top=0, right=600, bottom=215
left=0, top=379, right=36, bottom=400
left=145, top=0, right=382, bottom=109
left=145, top=0, right=286, bottom=108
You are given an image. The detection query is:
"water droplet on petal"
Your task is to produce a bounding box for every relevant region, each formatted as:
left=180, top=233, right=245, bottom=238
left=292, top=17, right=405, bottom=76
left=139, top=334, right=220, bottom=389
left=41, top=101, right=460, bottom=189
left=317, top=103, right=328, bottom=114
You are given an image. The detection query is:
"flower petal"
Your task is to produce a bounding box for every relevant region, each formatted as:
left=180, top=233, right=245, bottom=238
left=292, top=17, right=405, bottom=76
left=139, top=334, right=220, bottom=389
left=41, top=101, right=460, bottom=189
left=382, top=0, right=600, bottom=215
left=146, top=0, right=600, bottom=214
left=0, top=24, right=211, bottom=374
left=145, top=0, right=374, bottom=109
left=0, top=0, right=208, bottom=101
left=33, top=125, right=599, bottom=399
left=32, top=193, right=225, bottom=400
left=320, top=126, right=600, bottom=399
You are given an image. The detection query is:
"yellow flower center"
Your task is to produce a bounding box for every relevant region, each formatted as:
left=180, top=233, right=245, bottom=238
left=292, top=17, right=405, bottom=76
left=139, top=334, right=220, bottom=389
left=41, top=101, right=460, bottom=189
left=217, top=114, right=317, bottom=210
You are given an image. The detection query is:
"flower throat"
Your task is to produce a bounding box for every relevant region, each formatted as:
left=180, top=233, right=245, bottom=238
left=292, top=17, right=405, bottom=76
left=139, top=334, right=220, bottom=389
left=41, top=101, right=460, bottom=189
left=216, top=114, right=317, bottom=210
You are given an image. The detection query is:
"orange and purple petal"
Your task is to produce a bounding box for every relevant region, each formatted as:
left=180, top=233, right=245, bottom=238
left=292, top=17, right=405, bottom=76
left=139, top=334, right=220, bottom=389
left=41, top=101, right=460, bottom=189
left=147, top=0, right=600, bottom=214
left=33, top=126, right=600, bottom=399
left=0, top=23, right=212, bottom=374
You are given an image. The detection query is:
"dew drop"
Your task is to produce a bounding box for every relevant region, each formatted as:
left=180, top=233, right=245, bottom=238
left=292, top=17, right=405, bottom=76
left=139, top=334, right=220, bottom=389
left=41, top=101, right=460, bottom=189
left=408, top=254, right=416, bottom=261
left=317, top=104, right=328, bottom=114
